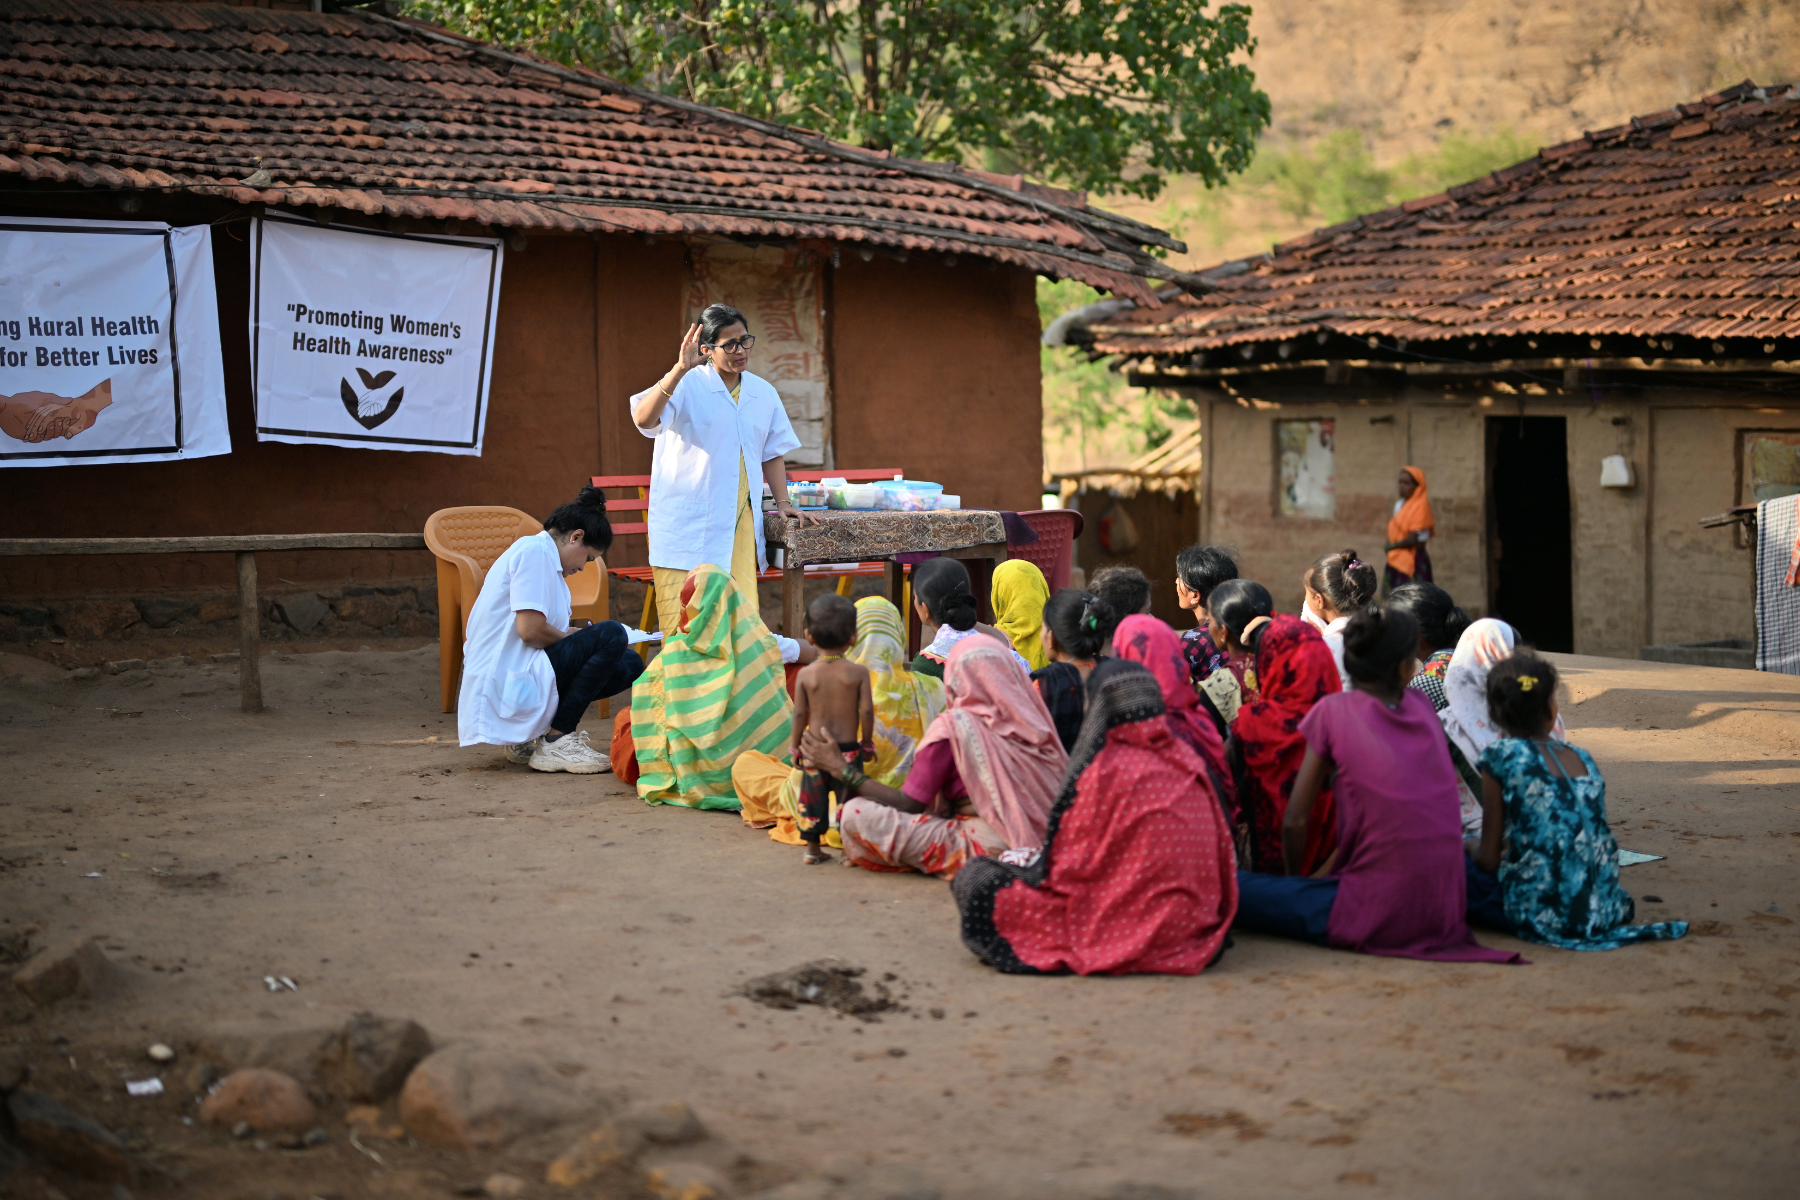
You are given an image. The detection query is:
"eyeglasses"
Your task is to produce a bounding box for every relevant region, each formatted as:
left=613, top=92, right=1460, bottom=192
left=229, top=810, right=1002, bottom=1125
left=706, top=336, right=756, bottom=352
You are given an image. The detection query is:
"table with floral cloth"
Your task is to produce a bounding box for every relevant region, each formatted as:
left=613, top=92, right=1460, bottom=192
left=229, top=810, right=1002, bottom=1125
left=763, top=509, right=1010, bottom=646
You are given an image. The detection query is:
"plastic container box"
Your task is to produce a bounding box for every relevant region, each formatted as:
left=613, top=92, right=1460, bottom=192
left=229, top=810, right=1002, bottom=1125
left=934, top=494, right=962, bottom=510
left=787, top=482, right=829, bottom=508
left=874, top=479, right=944, bottom=511
left=828, top=484, right=885, bottom=510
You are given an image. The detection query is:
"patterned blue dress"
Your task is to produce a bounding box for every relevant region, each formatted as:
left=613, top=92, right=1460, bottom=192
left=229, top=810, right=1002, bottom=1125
left=1478, top=738, right=1687, bottom=950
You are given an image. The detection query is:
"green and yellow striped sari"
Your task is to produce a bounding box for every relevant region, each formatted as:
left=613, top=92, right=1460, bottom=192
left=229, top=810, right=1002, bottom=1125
left=632, top=563, right=791, bottom=810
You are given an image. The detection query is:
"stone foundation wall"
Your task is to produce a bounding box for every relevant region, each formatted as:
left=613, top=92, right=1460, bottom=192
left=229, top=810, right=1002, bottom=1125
left=0, top=577, right=439, bottom=648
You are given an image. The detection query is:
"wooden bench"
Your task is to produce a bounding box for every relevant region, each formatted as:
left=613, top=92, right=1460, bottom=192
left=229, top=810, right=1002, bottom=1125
left=590, top=469, right=902, bottom=637
left=0, top=533, right=426, bottom=713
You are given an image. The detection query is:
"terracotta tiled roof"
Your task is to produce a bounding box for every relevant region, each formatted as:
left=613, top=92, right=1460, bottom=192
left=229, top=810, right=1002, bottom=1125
left=1077, top=82, right=1800, bottom=361
left=0, top=0, right=1183, bottom=301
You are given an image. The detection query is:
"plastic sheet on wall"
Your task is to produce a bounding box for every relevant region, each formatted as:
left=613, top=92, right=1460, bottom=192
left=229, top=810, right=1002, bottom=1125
left=0, top=216, right=229, bottom=467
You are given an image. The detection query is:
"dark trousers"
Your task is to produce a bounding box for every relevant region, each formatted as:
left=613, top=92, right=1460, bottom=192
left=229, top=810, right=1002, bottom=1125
left=797, top=740, right=861, bottom=846
left=544, top=621, right=644, bottom=735
left=1464, top=855, right=1515, bottom=933
left=1231, top=870, right=1339, bottom=945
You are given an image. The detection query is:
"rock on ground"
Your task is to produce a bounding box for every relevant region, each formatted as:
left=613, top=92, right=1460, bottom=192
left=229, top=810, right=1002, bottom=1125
left=315, top=1011, right=432, bottom=1102
left=547, top=1101, right=710, bottom=1188
left=6, top=1088, right=131, bottom=1183
left=646, top=1161, right=734, bottom=1200
left=0, top=653, right=64, bottom=683
left=398, top=1044, right=594, bottom=1150
left=0, top=1043, right=26, bottom=1092
left=11, top=936, right=125, bottom=1005
left=197, top=1069, right=319, bottom=1132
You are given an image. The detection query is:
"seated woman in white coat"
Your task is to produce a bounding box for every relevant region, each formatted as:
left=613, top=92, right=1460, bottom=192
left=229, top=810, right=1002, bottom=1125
left=456, top=486, right=646, bottom=773
left=630, top=303, right=817, bottom=636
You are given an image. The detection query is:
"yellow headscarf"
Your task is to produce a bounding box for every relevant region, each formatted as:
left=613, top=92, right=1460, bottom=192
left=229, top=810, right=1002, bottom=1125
left=848, top=596, right=946, bottom=785
left=990, top=559, right=1051, bottom=671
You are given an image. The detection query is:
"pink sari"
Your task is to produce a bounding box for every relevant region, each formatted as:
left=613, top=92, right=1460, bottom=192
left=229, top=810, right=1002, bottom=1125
left=916, top=636, right=1068, bottom=849
left=840, top=636, right=1066, bottom=878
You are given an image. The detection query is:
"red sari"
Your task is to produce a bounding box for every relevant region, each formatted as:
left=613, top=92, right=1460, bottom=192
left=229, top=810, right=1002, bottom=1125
left=952, top=660, right=1238, bottom=976
left=1231, top=615, right=1340, bottom=874
left=1112, top=615, right=1236, bottom=823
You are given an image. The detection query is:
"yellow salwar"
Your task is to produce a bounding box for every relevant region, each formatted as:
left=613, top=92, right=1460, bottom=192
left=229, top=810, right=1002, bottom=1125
left=651, top=382, right=761, bottom=635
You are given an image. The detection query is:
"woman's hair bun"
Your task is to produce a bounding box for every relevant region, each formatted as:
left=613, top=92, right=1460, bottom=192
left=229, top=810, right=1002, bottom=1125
left=1341, top=602, right=1417, bottom=685
left=1486, top=651, right=1559, bottom=738
left=543, top=483, right=614, bottom=554
left=1387, top=582, right=1469, bottom=653
left=938, top=588, right=979, bottom=632
left=1043, top=589, right=1109, bottom=659
left=1207, top=579, right=1274, bottom=648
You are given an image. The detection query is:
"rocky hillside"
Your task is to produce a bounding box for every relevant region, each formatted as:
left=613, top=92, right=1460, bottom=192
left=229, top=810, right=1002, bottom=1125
left=1108, top=0, right=1800, bottom=269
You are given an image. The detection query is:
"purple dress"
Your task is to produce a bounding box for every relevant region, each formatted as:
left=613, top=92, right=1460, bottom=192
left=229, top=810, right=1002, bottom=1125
left=1299, top=689, right=1522, bottom=963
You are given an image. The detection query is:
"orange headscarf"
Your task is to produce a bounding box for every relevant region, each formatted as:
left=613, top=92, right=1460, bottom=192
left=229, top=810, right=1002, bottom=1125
left=1386, top=466, right=1434, bottom=578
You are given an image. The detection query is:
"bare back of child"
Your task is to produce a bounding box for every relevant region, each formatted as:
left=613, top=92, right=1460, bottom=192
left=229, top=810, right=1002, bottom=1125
left=791, top=594, right=875, bottom=864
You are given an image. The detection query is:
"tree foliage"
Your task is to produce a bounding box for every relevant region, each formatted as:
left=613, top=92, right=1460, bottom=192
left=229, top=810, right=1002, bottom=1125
left=405, top=0, right=1270, bottom=199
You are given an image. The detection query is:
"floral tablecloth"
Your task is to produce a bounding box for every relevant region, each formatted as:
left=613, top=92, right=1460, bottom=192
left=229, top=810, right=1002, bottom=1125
left=764, top=509, right=1008, bottom=566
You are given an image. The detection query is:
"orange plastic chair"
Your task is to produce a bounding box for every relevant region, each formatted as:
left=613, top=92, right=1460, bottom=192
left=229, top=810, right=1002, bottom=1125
left=1009, top=509, right=1085, bottom=593
left=424, top=508, right=613, bottom=716
left=424, top=507, right=541, bottom=713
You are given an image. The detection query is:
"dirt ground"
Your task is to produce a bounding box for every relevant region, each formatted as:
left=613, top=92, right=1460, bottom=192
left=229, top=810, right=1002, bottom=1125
left=1, top=645, right=1797, bottom=1199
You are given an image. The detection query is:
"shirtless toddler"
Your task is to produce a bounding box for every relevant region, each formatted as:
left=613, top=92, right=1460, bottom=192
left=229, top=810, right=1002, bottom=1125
left=791, top=594, right=874, bottom=864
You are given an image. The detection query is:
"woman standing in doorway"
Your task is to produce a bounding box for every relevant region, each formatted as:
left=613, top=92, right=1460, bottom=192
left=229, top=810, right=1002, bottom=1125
left=1384, top=467, right=1434, bottom=593
left=631, top=304, right=817, bottom=634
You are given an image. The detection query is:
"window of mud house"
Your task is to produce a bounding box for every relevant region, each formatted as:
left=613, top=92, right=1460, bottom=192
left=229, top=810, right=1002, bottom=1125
left=1741, top=430, right=1800, bottom=503
left=1738, top=430, right=1800, bottom=546
left=1276, top=418, right=1336, bottom=519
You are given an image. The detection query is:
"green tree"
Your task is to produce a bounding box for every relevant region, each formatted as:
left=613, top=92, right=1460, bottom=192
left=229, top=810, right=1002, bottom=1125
left=1039, top=278, right=1191, bottom=464
left=404, top=0, right=1270, bottom=200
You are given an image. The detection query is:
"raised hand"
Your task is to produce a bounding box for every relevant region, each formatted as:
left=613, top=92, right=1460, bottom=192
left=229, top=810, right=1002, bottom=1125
left=678, top=322, right=704, bottom=371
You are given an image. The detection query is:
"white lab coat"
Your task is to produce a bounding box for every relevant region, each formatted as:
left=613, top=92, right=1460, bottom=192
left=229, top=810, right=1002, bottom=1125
left=457, top=531, right=569, bottom=747
left=633, top=364, right=801, bottom=573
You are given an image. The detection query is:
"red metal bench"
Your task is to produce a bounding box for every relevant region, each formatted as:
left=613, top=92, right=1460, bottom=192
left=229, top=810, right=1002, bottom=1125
left=590, top=469, right=903, bottom=638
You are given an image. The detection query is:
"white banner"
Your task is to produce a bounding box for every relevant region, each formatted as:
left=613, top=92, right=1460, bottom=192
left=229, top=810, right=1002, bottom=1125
left=0, top=217, right=229, bottom=467
left=250, top=214, right=503, bottom=455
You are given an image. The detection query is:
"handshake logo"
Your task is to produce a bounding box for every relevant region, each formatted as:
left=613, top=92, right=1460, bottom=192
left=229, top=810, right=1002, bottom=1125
left=340, top=367, right=405, bottom=429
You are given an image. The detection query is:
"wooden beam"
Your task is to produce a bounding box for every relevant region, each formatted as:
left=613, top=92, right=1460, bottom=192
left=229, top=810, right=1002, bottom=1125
left=236, top=551, right=262, bottom=715
left=0, top=533, right=427, bottom=556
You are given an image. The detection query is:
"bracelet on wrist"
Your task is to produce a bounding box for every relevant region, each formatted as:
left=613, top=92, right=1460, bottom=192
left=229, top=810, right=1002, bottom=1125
left=842, top=765, right=868, bottom=793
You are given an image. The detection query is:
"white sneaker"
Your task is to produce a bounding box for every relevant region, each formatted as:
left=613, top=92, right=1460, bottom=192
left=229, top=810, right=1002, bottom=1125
left=503, top=739, right=540, bottom=765
left=528, top=729, right=611, bottom=774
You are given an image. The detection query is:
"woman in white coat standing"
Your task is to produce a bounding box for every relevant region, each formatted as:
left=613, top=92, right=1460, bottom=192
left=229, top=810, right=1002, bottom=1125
left=630, top=304, right=817, bottom=635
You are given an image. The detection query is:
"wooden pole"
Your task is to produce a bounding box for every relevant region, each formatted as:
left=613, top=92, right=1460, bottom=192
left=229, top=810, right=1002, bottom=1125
left=236, top=551, right=262, bottom=714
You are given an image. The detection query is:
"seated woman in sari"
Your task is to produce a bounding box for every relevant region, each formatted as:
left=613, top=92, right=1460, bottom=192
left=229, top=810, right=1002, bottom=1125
left=798, top=637, right=1065, bottom=879
left=951, top=659, right=1239, bottom=976
left=1221, top=594, right=1342, bottom=874
left=990, top=559, right=1052, bottom=670
left=909, top=557, right=1028, bottom=678
left=1112, top=614, right=1235, bottom=823
left=631, top=563, right=792, bottom=810
left=732, top=596, right=946, bottom=843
